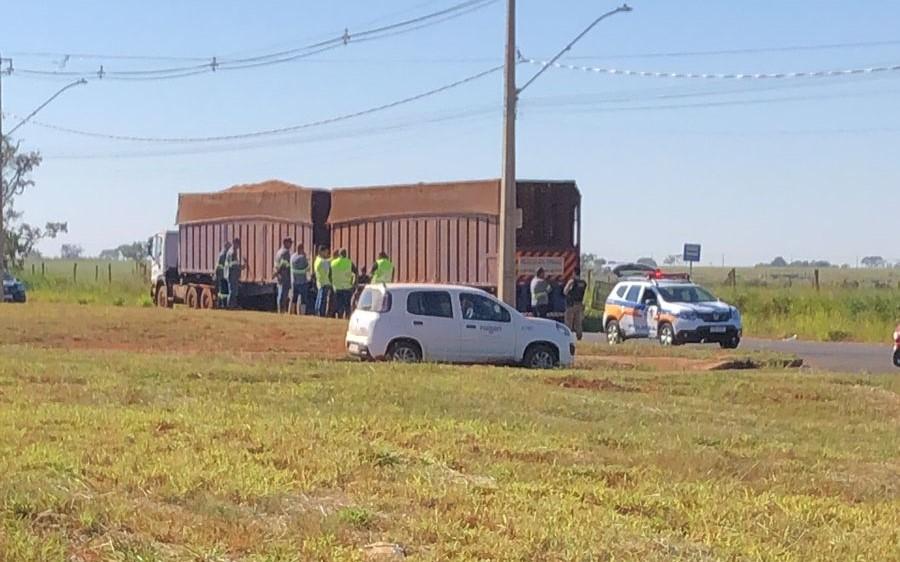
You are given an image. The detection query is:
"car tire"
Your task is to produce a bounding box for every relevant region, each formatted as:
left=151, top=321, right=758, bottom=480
left=720, top=336, right=741, bottom=350
left=387, top=340, right=422, bottom=363
left=523, top=343, right=559, bottom=369
left=658, top=323, right=676, bottom=347
left=606, top=319, right=623, bottom=345
left=893, top=348, right=900, bottom=368
left=156, top=284, right=171, bottom=308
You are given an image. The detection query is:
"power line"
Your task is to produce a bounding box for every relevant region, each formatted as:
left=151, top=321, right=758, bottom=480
left=15, top=65, right=502, bottom=143
left=8, top=0, right=498, bottom=81
left=522, top=57, right=900, bottom=80
left=565, top=39, right=900, bottom=60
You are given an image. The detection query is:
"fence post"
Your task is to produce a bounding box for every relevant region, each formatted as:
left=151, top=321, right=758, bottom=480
left=108, top=263, right=112, bottom=284
left=73, top=262, right=78, bottom=282
left=814, top=269, right=820, bottom=292
left=41, top=262, right=45, bottom=277
left=31, top=263, right=35, bottom=276
left=95, top=264, right=99, bottom=282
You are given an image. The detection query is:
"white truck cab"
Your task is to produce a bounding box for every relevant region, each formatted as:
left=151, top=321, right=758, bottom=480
left=148, top=231, right=179, bottom=307
left=346, top=284, right=575, bottom=368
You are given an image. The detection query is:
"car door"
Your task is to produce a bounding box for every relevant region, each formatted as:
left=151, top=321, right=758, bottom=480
left=642, top=288, right=660, bottom=339
left=405, top=291, right=460, bottom=361
left=620, top=285, right=642, bottom=337
left=458, top=292, right=516, bottom=362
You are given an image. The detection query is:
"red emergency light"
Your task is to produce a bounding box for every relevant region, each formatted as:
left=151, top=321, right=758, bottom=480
left=650, top=269, right=691, bottom=281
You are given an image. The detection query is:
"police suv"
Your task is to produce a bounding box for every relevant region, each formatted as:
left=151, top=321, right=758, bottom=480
left=346, top=284, right=575, bottom=368
left=603, top=272, right=742, bottom=348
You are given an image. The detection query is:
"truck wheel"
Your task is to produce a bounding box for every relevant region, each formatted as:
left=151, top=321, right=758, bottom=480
left=199, top=287, right=215, bottom=310
left=523, top=343, right=559, bottom=369
left=606, top=319, right=623, bottom=345
left=156, top=285, right=171, bottom=308
left=186, top=287, right=199, bottom=309
left=659, top=323, right=676, bottom=346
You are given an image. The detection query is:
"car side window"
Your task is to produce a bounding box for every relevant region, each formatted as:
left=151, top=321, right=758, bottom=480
left=615, top=285, right=628, bottom=299
left=459, top=293, right=511, bottom=323
left=642, top=288, right=658, bottom=305
left=625, top=285, right=641, bottom=303
left=407, top=291, right=453, bottom=318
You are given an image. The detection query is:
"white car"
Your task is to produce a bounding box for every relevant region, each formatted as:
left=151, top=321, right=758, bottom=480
left=603, top=275, right=742, bottom=348
left=346, top=284, right=575, bottom=368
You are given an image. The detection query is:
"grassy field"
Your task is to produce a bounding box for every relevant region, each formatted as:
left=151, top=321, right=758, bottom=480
left=0, top=304, right=898, bottom=561
left=17, top=259, right=150, bottom=307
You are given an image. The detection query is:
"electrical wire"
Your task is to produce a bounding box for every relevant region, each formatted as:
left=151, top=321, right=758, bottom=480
left=16, top=65, right=503, bottom=143
left=522, top=57, right=900, bottom=80
left=564, top=39, right=900, bottom=60
left=9, top=0, right=498, bottom=81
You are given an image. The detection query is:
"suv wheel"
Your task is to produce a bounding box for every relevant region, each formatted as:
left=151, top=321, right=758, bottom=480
left=894, top=348, right=900, bottom=368
left=659, top=323, right=676, bottom=346
left=524, top=344, right=558, bottom=369
left=720, top=336, right=740, bottom=349
left=606, top=319, right=623, bottom=345
left=388, top=341, right=422, bottom=363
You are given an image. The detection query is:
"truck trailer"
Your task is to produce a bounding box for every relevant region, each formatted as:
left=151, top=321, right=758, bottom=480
left=150, top=178, right=580, bottom=315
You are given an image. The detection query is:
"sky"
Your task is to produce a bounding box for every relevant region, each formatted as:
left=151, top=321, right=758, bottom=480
left=2, top=0, right=899, bottom=266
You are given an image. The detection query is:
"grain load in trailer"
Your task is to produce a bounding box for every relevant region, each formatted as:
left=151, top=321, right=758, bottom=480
left=149, top=180, right=329, bottom=310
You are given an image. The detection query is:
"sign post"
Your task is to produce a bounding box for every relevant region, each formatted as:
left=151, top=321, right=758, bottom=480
left=683, top=243, right=702, bottom=278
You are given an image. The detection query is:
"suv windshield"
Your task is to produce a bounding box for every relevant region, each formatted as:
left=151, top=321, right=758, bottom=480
left=657, top=285, right=717, bottom=303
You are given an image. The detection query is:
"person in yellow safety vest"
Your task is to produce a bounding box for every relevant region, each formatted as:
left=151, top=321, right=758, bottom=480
left=313, top=246, right=332, bottom=318
left=370, top=251, right=394, bottom=285
left=330, top=248, right=356, bottom=319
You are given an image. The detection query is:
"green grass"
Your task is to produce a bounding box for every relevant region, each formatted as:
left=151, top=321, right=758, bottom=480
left=15, top=259, right=149, bottom=307
left=0, top=337, right=897, bottom=560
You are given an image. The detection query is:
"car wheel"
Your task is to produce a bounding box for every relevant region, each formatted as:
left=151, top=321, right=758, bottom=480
left=524, top=344, right=559, bottom=369
left=156, top=284, right=171, bottom=308
left=720, top=336, right=741, bottom=350
left=606, top=319, right=623, bottom=345
left=388, top=341, right=422, bottom=363
left=658, top=323, right=676, bottom=347
left=893, top=348, right=900, bottom=368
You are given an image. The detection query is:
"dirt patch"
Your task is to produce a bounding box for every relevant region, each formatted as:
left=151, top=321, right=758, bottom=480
left=549, top=376, right=639, bottom=393
left=577, top=354, right=804, bottom=372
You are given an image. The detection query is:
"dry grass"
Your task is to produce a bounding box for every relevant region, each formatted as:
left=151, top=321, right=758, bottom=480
left=0, top=305, right=897, bottom=561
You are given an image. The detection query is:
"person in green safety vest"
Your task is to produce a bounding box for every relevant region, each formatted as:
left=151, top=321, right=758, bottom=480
left=224, top=238, right=245, bottom=309
left=330, top=248, right=356, bottom=319
left=313, top=246, right=333, bottom=317
left=273, top=237, right=293, bottom=314
left=290, top=244, right=310, bottom=315
left=370, top=251, right=394, bottom=285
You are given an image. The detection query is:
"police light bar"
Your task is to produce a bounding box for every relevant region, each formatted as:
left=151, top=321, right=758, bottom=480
left=650, top=269, right=691, bottom=281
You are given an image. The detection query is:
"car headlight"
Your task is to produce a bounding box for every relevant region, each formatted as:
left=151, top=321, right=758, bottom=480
left=676, top=310, right=697, bottom=320
left=556, top=323, right=571, bottom=337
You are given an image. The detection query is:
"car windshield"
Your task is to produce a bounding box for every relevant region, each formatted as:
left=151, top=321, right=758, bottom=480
left=1, top=273, right=14, bottom=282
left=657, top=285, right=717, bottom=303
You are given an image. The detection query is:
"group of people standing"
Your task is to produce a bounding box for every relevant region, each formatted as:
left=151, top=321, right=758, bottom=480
left=272, top=238, right=394, bottom=318
left=530, top=266, right=588, bottom=340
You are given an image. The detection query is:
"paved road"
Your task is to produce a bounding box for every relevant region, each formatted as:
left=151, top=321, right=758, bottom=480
left=583, top=333, right=897, bottom=374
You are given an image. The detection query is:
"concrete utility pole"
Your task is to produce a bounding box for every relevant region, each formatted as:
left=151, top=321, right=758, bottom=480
left=497, top=0, right=517, bottom=305
left=497, top=3, right=632, bottom=306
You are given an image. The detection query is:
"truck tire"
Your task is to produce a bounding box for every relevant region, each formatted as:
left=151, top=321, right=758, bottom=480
left=156, top=285, right=171, bottom=308
left=200, top=287, right=215, bottom=310
left=186, top=286, right=199, bottom=309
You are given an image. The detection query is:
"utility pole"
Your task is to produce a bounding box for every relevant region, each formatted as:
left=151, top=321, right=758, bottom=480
left=496, top=3, right=632, bottom=306
left=497, top=0, right=517, bottom=305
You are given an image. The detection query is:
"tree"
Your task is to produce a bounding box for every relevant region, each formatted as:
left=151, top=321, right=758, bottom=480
left=637, top=257, right=658, bottom=268
left=60, top=244, right=84, bottom=259
left=663, top=254, right=682, bottom=266
left=117, top=241, right=147, bottom=261
left=1, top=136, right=67, bottom=270
left=861, top=256, right=885, bottom=268
left=581, top=253, right=606, bottom=272
left=770, top=256, right=788, bottom=267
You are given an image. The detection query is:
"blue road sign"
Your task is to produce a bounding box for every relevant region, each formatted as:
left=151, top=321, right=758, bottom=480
left=683, top=243, right=702, bottom=263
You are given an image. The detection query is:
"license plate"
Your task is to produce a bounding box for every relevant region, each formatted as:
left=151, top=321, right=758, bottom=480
left=348, top=343, right=360, bottom=354
left=710, top=326, right=727, bottom=334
